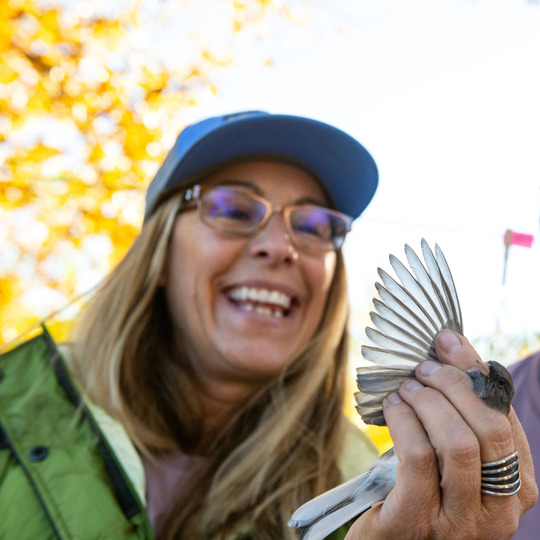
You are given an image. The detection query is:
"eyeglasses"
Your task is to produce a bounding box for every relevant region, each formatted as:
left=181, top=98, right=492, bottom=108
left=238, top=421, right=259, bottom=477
left=179, top=184, right=353, bottom=252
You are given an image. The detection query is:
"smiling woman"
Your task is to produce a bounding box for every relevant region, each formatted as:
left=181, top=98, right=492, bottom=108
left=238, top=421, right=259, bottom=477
left=0, top=111, right=536, bottom=540
left=164, top=161, right=338, bottom=388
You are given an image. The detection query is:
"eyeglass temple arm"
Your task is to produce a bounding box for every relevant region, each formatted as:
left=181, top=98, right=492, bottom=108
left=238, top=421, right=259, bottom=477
left=179, top=184, right=202, bottom=209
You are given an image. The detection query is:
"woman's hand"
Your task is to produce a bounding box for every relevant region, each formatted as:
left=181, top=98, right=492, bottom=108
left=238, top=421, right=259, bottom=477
left=346, top=330, right=538, bottom=540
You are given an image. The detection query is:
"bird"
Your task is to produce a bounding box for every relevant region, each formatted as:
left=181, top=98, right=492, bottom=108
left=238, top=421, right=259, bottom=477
left=288, top=239, right=515, bottom=540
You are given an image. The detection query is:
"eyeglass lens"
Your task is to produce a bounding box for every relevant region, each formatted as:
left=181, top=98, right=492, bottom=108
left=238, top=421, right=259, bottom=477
left=199, top=187, right=350, bottom=251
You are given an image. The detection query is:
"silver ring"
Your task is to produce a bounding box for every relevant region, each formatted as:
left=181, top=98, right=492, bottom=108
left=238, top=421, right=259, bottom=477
left=482, top=451, right=518, bottom=470
left=481, top=452, right=521, bottom=496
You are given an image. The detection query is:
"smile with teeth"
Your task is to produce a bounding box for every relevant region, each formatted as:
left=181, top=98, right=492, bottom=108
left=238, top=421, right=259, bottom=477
left=226, top=286, right=294, bottom=318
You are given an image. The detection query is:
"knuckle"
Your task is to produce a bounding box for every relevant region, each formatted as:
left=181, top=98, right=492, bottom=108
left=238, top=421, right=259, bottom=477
left=440, top=513, right=517, bottom=540
left=402, top=444, right=437, bottom=473
left=435, top=365, right=474, bottom=395
left=489, top=421, right=513, bottom=445
left=480, top=413, right=512, bottom=441
left=436, top=516, right=475, bottom=540
left=444, top=436, right=480, bottom=467
left=478, top=418, right=513, bottom=452
left=452, top=528, right=479, bottom=540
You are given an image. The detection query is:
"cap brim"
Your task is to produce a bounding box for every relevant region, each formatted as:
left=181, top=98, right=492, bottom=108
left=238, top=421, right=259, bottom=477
left=147, top=114, right=378, bottom=219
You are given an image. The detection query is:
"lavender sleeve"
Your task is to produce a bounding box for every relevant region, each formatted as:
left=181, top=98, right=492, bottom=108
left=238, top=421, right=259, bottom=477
left=509, top=351, right=540, bottom=540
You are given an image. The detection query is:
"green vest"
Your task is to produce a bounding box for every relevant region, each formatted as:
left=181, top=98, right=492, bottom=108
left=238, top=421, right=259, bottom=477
left=0, top=329, right=153, bottom=539
left=0, top=329, right=377, bottom=539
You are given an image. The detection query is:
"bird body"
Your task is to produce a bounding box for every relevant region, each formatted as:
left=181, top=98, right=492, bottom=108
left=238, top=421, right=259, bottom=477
left=288, top=239, right=515, bottom=540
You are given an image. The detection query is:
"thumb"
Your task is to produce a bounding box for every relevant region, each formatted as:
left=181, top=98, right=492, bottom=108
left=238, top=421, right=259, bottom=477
left=434, top=330, right=489, bottom=374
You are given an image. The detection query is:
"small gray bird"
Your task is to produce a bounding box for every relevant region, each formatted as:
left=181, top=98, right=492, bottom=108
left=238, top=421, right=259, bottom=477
left=288, top=239, right=515, bottom=540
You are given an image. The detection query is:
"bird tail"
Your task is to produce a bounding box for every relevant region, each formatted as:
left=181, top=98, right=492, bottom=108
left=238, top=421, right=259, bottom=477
left=288, top=472, right=372, bottom=540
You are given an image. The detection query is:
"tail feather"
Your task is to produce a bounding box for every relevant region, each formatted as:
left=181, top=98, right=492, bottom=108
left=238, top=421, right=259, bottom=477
left=289, top=450, right=398, bottom=540
left=289, top=474, right=368, bottom=528
left=289, top=474, right=377, bottom=540
left=295, top=501, right=370, bottom=540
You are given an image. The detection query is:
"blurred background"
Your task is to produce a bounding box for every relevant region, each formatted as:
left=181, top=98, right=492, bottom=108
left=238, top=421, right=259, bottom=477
left=1, top=0, right=540, bottom=448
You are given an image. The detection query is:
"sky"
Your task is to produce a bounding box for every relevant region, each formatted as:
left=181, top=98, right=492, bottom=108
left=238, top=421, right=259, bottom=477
left=185, top=0, right=540, bottom=361
left=8, top=0, right=540, bottom=360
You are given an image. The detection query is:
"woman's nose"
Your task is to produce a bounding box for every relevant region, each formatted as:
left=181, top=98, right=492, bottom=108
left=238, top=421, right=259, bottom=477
left=248, top=214, right=299, bottom=264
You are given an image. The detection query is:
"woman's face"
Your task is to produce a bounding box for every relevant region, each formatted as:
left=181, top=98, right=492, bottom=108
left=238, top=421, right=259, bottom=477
left=164, top=160, right=337, bottom=390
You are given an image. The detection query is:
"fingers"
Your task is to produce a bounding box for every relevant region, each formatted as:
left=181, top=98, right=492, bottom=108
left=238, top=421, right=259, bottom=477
left=434, top=330, right=489, bottom=374
left=392, top=378, right=483, bottom=522
left=353, top=383, right=492, bottom=540
left=431, top=330, right=537, bottom=515
left=414, top=358, right=513, bottom=464
left=382, top=390, right=441, bottom=516
left=347, top=393, right=444, bottom=539
left=349, top=331, right=537, bottom=540
left=374, top=374, right=521, bottom=539
left=402, top=331, right=536, bottom=534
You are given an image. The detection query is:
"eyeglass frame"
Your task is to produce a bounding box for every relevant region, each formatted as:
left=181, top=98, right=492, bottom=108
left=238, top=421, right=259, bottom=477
left=177, top=184, right=354, bottom=252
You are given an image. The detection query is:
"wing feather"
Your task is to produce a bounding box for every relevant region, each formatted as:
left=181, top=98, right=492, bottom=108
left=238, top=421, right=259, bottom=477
left=357, top=240, right=463, bottom=426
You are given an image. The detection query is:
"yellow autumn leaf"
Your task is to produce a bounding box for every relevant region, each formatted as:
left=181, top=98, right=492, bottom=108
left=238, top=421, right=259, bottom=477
left=23, top=143, right=61, bottom=163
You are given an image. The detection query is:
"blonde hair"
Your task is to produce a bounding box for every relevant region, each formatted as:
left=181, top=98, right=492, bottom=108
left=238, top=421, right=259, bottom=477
left=71, top=186, right=351, bottom=539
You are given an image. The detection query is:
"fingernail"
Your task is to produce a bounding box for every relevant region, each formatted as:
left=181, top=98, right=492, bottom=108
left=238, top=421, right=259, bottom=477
left=404, top=379, right=424, bottom=391
left=386, top=392, right=403, bottom=404
left=436, top=330, right=463, bottom=354
left=418, top=360, right=442, bottom=376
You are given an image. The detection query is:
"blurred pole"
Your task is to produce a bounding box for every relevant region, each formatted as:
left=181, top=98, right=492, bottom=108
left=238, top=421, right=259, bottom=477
left=502, top=230, right=511, bottom=285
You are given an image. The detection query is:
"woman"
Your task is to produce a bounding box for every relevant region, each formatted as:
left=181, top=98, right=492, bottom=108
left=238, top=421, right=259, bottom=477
left=0, top=111, right=536, bottom=539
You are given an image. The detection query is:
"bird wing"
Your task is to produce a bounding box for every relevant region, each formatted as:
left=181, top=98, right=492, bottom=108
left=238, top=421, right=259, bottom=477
left=356, top=239, right=462, bottom=426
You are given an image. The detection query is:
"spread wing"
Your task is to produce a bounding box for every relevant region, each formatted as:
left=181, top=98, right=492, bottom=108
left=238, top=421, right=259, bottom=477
left=356, top=239, right=462, bottom=426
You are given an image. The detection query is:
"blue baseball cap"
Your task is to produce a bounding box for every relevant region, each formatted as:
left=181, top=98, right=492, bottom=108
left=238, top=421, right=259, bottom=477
left=145, top=110, right=378, bottom=220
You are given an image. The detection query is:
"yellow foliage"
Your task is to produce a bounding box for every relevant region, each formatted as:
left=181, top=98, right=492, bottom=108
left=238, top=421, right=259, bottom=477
left=0, top=62, right=19, bottom=84
left=0, top=0, right=388, bottom=455
left=140, top=66, right=168, bottom=94
left=24, top=143, right=60, bottom=162
left=344, top=370, right=393, bottom=454
left=0, top=2, right=176, bottom=346
left=92, top=19, right=124, bottom=42
left=363, top=424, right=394, bottom=454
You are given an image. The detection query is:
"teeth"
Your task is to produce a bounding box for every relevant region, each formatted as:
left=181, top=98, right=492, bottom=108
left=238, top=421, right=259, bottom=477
left=252, top=288, right=268, bottom=302
left=268, top=291, right=282, bottom=304
left=228, top=287, right=292, bottom=309
left=227, top=286, right=292, bottom=319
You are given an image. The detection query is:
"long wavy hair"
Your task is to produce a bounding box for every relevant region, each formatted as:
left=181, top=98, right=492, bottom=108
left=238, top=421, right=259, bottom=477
left=71, top=177, right=351, bottom=539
